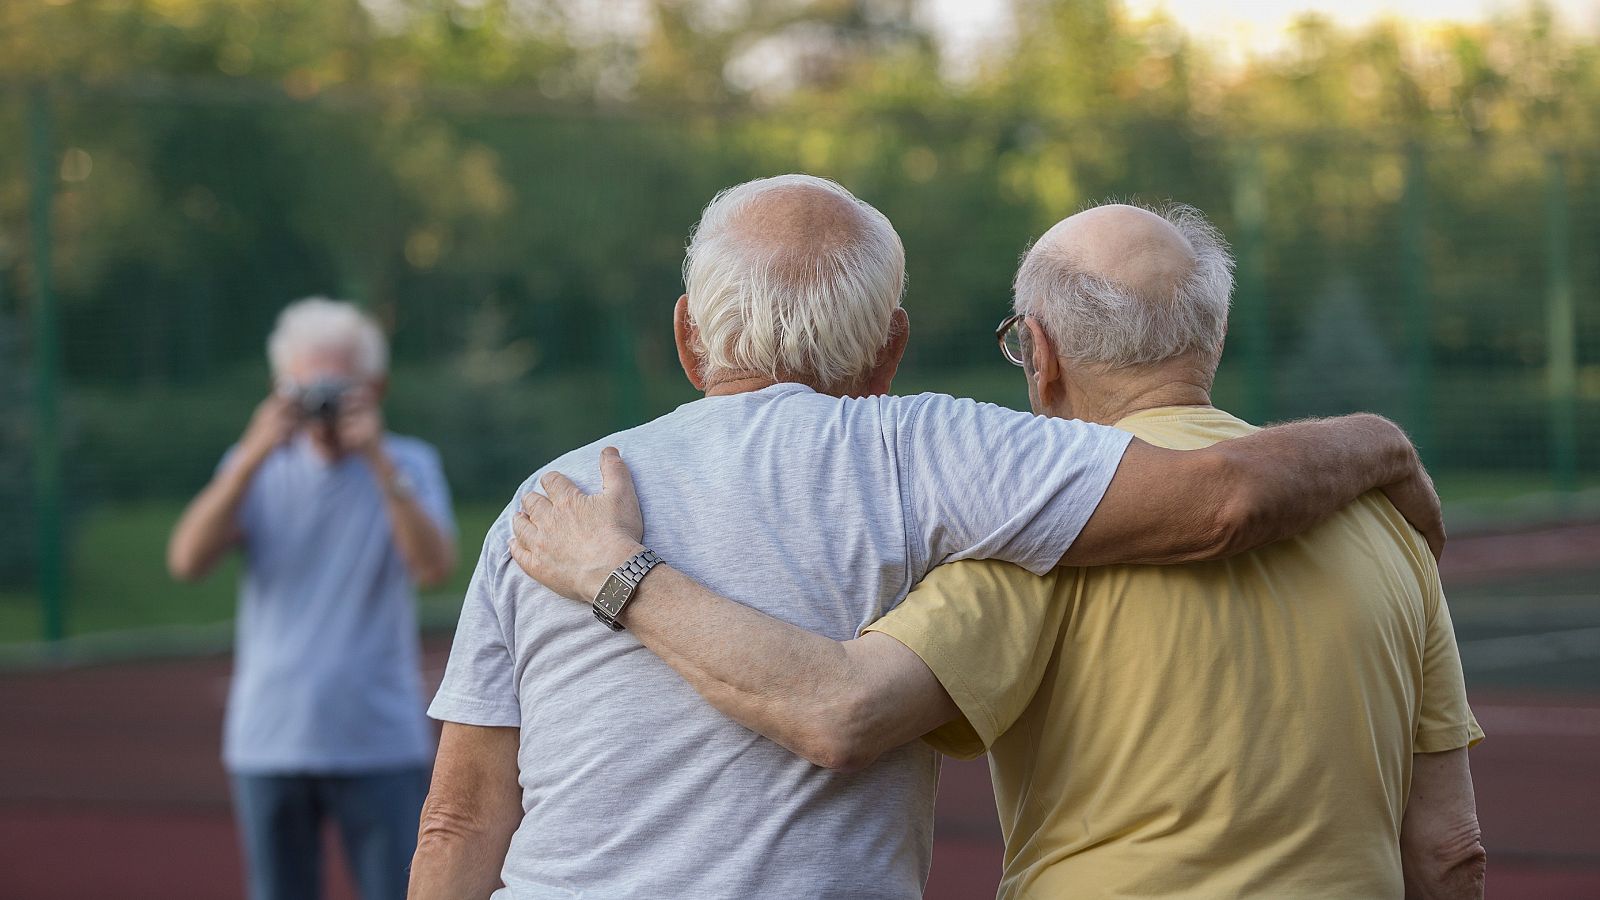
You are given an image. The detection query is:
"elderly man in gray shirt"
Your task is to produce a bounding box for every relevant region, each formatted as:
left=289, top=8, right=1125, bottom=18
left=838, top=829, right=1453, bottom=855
left=168, top=298, right=457, bottom=900
left=410, top=175, right=1442, bottom=899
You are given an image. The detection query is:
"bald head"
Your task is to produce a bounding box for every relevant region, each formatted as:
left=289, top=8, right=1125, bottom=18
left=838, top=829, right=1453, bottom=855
left=1013, top=201, right=1234, bottom=370
left=1036, top=204, right=1197, bottom=301
left=683, top=174, right=906, bottom=391
left=726, top=183, right=876, bottom=258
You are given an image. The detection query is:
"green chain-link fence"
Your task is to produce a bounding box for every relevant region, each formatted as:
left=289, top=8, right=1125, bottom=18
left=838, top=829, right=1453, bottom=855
left=3, top=79, right=1596, bottom=648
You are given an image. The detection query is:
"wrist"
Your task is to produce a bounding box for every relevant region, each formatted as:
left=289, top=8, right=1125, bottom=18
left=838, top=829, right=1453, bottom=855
left=234, top=440, right=274, bottom=476
left=584, top=535, right=646, bottom=601
left=1366, top=415, right=1415, bottom=485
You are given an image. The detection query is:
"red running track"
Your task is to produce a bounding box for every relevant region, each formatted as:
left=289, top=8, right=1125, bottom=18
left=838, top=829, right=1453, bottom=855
left=2, top=652, right=1598, bottom=898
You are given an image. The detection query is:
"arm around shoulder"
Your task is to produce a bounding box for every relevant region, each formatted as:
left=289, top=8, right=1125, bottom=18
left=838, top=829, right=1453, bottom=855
left=1062, top=414, right=1442, bottom=567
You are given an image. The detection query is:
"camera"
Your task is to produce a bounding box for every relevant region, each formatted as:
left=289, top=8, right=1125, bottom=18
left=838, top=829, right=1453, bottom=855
left=292, top=376, right=354, bottom=422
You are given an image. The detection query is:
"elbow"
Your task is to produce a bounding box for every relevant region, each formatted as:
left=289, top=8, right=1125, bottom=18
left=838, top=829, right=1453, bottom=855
left=1431, top=828, right=1488, bottom=897
left=794, top=692, right=883, bottom=774
left=802, top=729, right=878, bottom=774
left=416, top=794, right=490, bottom=852
left=1190, top=451, right=1266, bottom=561
left=413, top=548, right=457, bottom=591
left=166, top=545, right=204, bottom=583
left=1406, top=821, right=1487, bottom=899
left=415, top=565, right=451, bottom=591
left=1461, top=842, right=1489, bottom=895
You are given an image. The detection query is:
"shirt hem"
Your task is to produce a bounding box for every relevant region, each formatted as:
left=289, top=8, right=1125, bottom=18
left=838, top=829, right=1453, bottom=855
left=225, top=752, right=435, bottom=775
left=1415, top=719, right=1486, bottom=753
left=428, top=690, right=521, bottom=728
left=865, top=617, right=993, bottom=760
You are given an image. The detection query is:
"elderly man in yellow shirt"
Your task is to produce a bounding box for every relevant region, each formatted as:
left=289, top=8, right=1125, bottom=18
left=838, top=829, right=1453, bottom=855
left=513, top=202, right=1486, bottom=899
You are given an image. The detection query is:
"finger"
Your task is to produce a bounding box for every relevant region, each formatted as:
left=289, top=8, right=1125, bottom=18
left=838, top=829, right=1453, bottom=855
left=521, top=491, right=553, bottom=517
left=540, top=470, right=584, bottom=501
left=507, top=537, right=537, bottom=578
left=599, top=447, right=639, bottom=506
left=510, top=510, right=538, bottom=547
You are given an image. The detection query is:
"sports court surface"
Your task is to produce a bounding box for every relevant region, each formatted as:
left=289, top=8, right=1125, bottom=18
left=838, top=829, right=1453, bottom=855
left=2, top=524, right=1597, bottom=898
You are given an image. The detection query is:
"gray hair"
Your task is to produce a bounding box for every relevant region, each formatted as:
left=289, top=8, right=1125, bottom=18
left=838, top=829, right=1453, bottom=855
left=267, top=297, right=389, bottom=380
left=1013, top=203, right=1234, bottom=369
left=682, top=174, right=905, bottom=391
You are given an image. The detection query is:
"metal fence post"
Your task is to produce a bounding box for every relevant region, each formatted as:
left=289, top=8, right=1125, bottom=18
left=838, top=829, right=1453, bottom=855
left=1401, top=142, right=1433, bottom=462
left=27, top=83, right=65, bottom=644
left=1231, top=141, right=1271, bottom=424
left=1544, top=152, right=1578, bottom=505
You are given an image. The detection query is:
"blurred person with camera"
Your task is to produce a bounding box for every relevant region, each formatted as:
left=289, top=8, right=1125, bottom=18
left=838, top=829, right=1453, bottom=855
left=167, top=297, right=456, bottom=900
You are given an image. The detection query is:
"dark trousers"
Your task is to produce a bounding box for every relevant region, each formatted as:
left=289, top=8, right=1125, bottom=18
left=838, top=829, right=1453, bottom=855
left=230, top=767, right=431, bottom=900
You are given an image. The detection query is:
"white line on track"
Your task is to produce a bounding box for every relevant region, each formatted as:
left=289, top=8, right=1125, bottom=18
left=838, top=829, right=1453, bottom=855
left=1471, top=704, right=1600, bottom=736
left=1460, top=626, right=1600, bottom=672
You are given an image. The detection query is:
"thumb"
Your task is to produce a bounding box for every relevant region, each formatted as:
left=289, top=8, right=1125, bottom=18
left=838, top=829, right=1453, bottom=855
left=600, top=447, right=638, bottom=508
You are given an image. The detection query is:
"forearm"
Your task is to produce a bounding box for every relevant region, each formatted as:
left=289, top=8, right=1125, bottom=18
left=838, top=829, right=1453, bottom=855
left=370, top=451, right=455, bottom=587
left=1216, top=413, right=1418, bottom=554
left=166, top=453, right=259, bottom=580
left=410, top=723, right=520, bottom=900
left=620, top=563, right=936, bottom=771
left=1401, top=749, right=1486, bottom=900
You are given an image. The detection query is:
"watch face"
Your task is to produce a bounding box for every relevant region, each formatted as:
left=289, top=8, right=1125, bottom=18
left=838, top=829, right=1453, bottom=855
left=597, top=574, right=629, bottom=615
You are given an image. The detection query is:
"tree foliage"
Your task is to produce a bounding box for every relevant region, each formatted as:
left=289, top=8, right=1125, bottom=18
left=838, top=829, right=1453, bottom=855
left=1, top=0, right=1595, bottom=501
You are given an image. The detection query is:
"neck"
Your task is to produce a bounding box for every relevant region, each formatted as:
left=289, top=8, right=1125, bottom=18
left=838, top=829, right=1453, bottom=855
left=1051, top=359, right=1215, bottom=425
left=702, top=372, right=784, bottom=397
left=703, top=369, right=865, bottom=398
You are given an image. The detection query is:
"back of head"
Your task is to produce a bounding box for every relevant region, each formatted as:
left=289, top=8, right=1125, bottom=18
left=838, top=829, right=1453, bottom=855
left=683, top=174, right=905, bottom=392
left=267, top=296, right=389, bottom=381
left=1014, top=203, right=1233, bottom=370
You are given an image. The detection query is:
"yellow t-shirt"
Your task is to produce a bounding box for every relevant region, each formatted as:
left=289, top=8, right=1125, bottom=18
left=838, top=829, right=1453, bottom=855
left=865, top=406, right=1484, bottom=900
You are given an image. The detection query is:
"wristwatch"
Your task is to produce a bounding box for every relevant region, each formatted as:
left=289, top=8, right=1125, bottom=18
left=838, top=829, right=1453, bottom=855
left=592, top=548, right=663, bottom=631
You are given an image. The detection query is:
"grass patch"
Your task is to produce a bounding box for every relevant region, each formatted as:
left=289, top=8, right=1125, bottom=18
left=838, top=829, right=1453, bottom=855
left=0, top=500, right=504, bottom=645
left=1, top=469, right=1593, bottom=647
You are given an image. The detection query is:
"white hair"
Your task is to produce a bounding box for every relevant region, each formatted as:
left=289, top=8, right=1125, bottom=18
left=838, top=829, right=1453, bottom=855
left=266, top=297, right=389, bottom=380
left=682, top=173, right=905, bottom=391
left=1014, top=203, right=1234, bottom=369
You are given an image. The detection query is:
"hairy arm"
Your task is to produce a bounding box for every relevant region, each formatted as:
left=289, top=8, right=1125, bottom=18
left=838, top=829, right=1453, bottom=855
left=340, top=388, right=457, bottom=589
left=369, top=448, right=457, bottom=588
left=1401, top=748, right=1486, bottom=899
left=409, top=723, right=522, bottom=900
left=166, top=394, right=296, bottom=581
left=510, top=449, right=959, bottom=772
left=1063, top=413, right=1442, bottom=566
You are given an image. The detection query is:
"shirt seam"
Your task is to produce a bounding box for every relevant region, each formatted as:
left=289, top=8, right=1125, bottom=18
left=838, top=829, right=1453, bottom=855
left=895, top=395, right=929, bottom=578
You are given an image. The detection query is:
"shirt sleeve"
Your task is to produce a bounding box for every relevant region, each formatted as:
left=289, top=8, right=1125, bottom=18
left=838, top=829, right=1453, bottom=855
left=399, top=441, right=457, bottom=539
left=892, top=393, right=1133, bottom=576
left=1415, top=570, right=1485, bottom=753
left=428, top=510, right=521, bottom=728
left=864, top=560, right=1070, bottom=760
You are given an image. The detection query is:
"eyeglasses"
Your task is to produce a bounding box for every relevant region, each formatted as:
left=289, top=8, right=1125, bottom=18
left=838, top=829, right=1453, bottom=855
left=995, top=313, right=1029, bottom=368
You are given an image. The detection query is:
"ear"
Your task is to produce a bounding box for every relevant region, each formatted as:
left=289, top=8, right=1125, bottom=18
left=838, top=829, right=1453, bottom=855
left=371, top=376, right=389, bottom=401
left=1025, top=317, right=1063, bottom=405
left=860, top=308, right=910, bottom=397
left=674, top=295, right=708, bottom=392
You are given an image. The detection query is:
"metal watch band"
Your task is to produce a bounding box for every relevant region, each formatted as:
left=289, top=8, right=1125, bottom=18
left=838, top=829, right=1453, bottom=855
left=592, top=548, right=662, bottom=631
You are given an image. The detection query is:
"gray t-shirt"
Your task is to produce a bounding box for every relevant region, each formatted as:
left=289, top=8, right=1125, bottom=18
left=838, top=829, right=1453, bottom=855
left=225, top=432, right=455, bottom=773
left=430, top=384, right=1132, bottom=899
